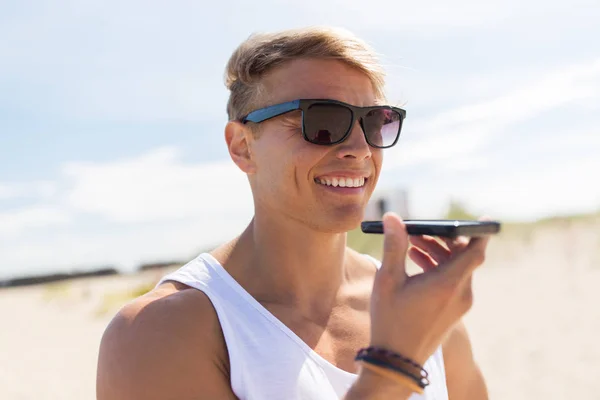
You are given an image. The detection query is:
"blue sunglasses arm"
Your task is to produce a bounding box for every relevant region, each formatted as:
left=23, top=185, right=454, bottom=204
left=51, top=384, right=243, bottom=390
left=242, top=100, right=301, bottom=123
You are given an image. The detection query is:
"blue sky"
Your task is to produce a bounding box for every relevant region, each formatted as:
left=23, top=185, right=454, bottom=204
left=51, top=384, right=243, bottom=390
left=1, top=0, right=599, bottom=279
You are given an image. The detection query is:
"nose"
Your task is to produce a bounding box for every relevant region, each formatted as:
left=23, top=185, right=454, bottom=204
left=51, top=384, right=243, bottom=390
left=335, top=121, right=372, bottom=160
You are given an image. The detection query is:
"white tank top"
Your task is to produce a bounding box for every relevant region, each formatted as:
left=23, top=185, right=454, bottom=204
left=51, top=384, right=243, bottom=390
left=157, top=253, right=449, bottom=400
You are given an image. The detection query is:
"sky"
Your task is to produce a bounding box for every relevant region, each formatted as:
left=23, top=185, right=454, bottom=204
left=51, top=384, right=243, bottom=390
left=1, top=0, right=599, bottom=279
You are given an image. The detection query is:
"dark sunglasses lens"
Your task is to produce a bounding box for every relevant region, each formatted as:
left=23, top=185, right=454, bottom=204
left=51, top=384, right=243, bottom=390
left=362, top=109, right=403, bottom=148
left=303, top=104, right=353, bottom=145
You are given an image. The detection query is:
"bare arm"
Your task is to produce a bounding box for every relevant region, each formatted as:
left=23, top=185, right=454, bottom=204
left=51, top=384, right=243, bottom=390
left=97, top=284, right=238, bottom=400
left=443, top=321, right=489, bottom=400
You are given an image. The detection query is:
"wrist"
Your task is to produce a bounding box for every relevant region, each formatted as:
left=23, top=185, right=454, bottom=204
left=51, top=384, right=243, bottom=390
left=369, top=340, right=430, bottom=366
left=346, top=367, right=413, bottom=400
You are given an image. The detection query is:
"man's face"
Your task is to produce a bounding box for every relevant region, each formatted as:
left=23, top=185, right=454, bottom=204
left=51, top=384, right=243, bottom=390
left=247, top=58, right=384, bottom=233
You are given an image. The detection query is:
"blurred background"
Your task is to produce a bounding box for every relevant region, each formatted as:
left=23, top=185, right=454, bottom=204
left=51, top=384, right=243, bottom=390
left=1, top=0, right=599, bottom=399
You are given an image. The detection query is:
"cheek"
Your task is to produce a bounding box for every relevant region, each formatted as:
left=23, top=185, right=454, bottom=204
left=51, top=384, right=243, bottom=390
left=253, top=132, right=329, bottom=193
left=294, top=147, right=320, bottom=165
left=292, top=146, right=330, bottom=181
left=254, top=145, right=296, bottom=194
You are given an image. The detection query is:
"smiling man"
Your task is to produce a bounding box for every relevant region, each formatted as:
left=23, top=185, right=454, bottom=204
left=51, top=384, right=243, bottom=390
left=97, top=27, right=490, bottom=400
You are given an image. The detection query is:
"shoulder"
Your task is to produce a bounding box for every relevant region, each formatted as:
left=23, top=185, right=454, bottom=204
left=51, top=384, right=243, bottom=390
left=97, top=282, right=236, bottom=400
left=347, top=247, right=381, bottom=270
left=442, top=321, right=488, bottom=399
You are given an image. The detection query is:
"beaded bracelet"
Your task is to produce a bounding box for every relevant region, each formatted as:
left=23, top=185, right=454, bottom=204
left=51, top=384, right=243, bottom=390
left=355, top=347, right=430, bottom=393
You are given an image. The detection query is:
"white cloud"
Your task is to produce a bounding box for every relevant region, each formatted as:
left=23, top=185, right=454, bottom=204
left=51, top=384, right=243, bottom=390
left=0, top=184, right=14, bottom=199
left=1, top=148, right=256, bottom=276
left=0, top=206, right=69, bottom=236
left=0, top=181, right=58, bottom=200
left=382, top=58, right=600, bottom=171
left=388, top=123, right=600, bottom=220
left=0, top=216, right=248, bottom=277
left=425, top=59, right=600, bottom=129
left=408, top=154, right=599, bottom=221
left=63, top=147, right=254, bottom=223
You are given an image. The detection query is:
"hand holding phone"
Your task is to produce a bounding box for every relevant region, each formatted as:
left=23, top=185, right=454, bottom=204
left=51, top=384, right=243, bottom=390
left=365, top=213, right=492, bottom=370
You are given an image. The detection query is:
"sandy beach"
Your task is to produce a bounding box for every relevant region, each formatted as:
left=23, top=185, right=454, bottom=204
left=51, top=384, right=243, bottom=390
left=1, top=218, right=598, bottom=399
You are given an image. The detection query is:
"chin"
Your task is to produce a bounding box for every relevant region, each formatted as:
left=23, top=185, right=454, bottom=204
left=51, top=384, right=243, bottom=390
left=314, top=207, right=365, bottom=233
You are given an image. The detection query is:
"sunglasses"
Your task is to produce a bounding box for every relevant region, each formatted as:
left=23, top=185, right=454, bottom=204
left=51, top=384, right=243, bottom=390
left=240, top=99, right=406, bottom=149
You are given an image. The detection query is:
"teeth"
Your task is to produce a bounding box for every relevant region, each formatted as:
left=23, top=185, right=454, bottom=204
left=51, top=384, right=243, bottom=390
left=316, top=176, right=366, bottom=188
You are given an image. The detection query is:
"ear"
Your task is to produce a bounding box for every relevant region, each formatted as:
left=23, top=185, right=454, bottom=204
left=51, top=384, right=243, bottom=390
left=225, top=121, right=257, bottom=174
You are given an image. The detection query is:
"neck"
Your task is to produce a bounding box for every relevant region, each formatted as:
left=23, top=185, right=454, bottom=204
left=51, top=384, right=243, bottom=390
left=221, top=209, right=354, bottom=314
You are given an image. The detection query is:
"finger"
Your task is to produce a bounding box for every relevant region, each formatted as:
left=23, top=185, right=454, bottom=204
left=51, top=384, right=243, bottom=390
left=442, top=214, right=492, bottom=250
left=408, top=246, right=438, bottom=272
left=409, top=235, right=452, bottom=264
left=441, top=236, right=469, bottom=251
left=439, top=235, right=491, bottom=283
left=379, top=212, right=409, bottom=282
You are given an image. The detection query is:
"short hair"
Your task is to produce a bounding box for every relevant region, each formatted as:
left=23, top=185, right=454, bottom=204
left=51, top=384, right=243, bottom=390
left=224, top=27, right=387, bottom=121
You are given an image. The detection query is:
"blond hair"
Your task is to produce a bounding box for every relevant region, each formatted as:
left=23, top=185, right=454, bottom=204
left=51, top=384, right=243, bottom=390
left=224, top=27, right=387, bottom=121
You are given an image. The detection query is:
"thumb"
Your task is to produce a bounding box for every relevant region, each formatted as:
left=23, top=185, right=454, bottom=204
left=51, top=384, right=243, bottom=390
left=379, top=212, right=409, bottom=282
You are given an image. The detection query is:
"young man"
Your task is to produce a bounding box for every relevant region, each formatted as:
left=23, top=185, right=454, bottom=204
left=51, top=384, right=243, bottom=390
left=97, top=27, right=490, bottom=400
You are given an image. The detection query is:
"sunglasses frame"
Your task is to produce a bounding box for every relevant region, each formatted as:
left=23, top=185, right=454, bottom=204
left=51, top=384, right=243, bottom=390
left=240, top=99, right=407, bottom=149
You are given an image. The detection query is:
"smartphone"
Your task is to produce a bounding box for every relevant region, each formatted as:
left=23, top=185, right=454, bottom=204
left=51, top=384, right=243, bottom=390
left=360, top=220, right=501, bottom=238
